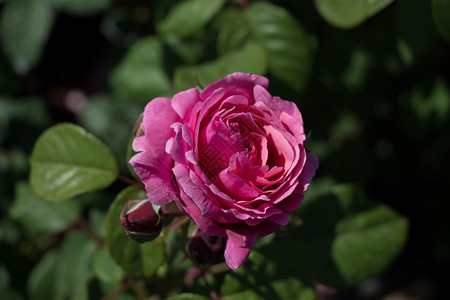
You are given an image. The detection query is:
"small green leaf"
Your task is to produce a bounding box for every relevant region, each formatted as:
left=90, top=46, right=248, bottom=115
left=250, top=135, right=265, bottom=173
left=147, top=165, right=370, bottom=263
left=52, top=0, right=111, bottom=16
left=174, top=42, right=267, bottom=91
left=248, top=2, right=311, bottom=92
left=10, top=181, right=80, bottom=235
left=105, top=187, right=165, bottom=278
left=165, top=294, right=209, bottom=300
left=0, top=0, right=55, bottom=74
left=30, top=123, right=118, bottom=202
left=157, top=0, right=226, bottom=38
left=315, top=0, right=394, bottom=28
left=109, top=37, right=172, bottom=105
left=432, top=0, right=450, bottom=41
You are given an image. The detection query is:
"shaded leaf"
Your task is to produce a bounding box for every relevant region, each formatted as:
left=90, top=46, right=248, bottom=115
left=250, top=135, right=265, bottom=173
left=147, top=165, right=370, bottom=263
left=222, top=276, right=315, bottom=300
left=315, top=0, right=393, bottom=28
left=165, top=294, right=209, bottom=300
left=53, top=233, right=97, bottom=300
left=10, top=181, right=80, bottom=235
left=0, top=0, right=55, bottom=74
left=432, top=0, right=450, bottom=41
left=30, top=123, right=118, bottom=202
left=92, top=247, right=124, bottom=285
left=28, top=250, right=59, bottom=300
left=214, top=8, right=251, bottom=56
left=157, top=0, right=226, bottom=38
left=52, top=0, right=111, bottom=16
left=109, top=37, right=172, bottom=105
left=174, top=42, right=267, bottom=91
left=248, top=2, right=311, bottom=92
left=105, top=187, right=165, bottom=278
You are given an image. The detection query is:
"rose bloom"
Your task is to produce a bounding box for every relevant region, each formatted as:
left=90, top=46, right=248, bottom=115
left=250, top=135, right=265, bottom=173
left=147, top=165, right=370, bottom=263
left=130, top=73, right=318, bottom=269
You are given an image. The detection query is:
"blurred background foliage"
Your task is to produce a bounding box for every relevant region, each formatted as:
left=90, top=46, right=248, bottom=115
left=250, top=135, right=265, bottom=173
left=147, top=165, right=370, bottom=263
left=0, top=0, right=449, bottom=299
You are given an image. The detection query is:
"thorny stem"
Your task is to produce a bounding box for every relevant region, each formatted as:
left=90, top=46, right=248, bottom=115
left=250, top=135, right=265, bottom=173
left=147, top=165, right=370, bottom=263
left=116, top=174, right=144, bottom=189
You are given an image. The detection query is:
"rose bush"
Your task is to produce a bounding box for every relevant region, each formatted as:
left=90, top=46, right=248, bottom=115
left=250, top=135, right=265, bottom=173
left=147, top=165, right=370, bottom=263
left=130, top=72, right=318, bottom=269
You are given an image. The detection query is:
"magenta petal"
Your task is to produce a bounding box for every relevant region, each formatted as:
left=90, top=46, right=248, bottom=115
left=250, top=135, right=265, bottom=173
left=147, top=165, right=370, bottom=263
left=129, top=151, right=179, bottom=206
left=142, top=97, right=181, bottom=162
left=172, top=164, right=220, bottom=218
left=171, top=88, right=200, bottom=121
left=224, top=230, right=256, bottom=269
left=201, top=73, right=269, bottom=101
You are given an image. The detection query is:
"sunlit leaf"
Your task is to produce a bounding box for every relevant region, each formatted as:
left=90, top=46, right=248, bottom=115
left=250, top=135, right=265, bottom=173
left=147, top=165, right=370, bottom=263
left=315, top=0, right=394, bottom=28
left=109, top=37, right=172, bottom=105
left=105, top=186, right=165, bottom=277
left=432, top=0, right=450, bottom=41
left=157, top=0, right=226, bottom=38
left=174, top=42, right=267, bottom=91
left=30, top=123, right=118, bottom=202
left=9, top=181, right=80, bottom=235
left=0, top=0, right=55, bottom=74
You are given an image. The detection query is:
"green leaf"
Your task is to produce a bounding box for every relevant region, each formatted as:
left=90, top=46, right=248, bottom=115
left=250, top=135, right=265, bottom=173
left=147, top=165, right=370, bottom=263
left=165, top=294, right=209, bottom=300
left=27, top=233, right=97, bottom=300
left=30, top=123, right=118, bottom=202
left=295, top=184, right=408, bottom=287
left=92, top=247, right=124, bottom=285
left=174, top=42, right=267, bottom=91
left=9, top=181, right=80, bottom=235
left=105, top=187, right=165, bottom=278
left=315, top=0, right=394, bottom=28
left=157, top=0, right=226, bottom=38
left=432, top=0, right=450, bottom=41
left=222, top=277, right=315, bottom=300
left=109, top=37, right=172, bottom=105
left=53, top=232, right=98, bottom=300
left=248, top=2, right=311, bottom=92
left=214, top=8, right=251, bottom=56
left=52, top=0, right=111, bottom=16
left=0, top=287, right=24, bottom=300
left=0, top=0, right=55, bottom=74
left=28, top=250, right=59, bottom=300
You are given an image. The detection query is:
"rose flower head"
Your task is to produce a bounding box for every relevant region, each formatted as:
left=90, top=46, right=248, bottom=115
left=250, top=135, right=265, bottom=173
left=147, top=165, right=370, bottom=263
left=129, top=72, right=318, bottom=269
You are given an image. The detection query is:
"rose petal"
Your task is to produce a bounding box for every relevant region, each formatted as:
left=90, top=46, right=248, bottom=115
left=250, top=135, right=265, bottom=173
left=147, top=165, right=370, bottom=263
left=224, top=230, right=256, bottom=269
left=171, top=88, right=200, bottom=121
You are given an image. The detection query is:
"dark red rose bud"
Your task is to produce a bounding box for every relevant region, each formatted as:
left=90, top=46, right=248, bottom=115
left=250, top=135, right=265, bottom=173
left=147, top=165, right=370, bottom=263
left=187, top=230, right=226, bottom=265
left=120, top=199, right=162, bottom=243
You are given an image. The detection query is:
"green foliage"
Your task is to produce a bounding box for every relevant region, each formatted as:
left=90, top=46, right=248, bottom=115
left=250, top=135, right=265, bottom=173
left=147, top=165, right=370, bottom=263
left=174, top=42, right=267, bottom=91
left=158, top=0, right=226, bottom=38
left=5, top=0, right=450, bottom=298
left=52, top=0, right=111, bottom=16
left=28, top=233, right=98, bottom=300
left=315, top=0, right=394, bottom=28
left=0, top=0, right=55, bottom=74
left=110, top=37, right=172, bottom=105
left=30, top=123, right=118, bottom=202
left=9, top=182, right=80, bottom=235
left=105, top=187, right=165, bottom=278
left=432, top=0, right=450, bottom=41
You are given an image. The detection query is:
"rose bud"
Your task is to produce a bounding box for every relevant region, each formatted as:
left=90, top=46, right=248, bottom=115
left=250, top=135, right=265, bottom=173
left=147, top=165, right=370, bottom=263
left=120, top=199, right=162, bottom=243
left=187, top=230, right=226, bottom=265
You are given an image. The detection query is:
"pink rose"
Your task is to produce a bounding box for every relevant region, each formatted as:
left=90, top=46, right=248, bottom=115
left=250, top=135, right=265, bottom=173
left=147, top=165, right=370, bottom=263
left=130, top=73, right=318, bottom=269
